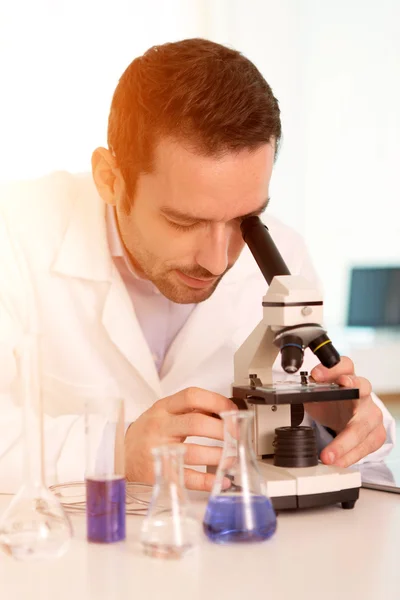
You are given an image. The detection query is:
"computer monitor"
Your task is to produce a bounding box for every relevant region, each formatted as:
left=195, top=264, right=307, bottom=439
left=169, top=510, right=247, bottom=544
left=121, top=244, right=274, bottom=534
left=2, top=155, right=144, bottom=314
left=347, top=266, right=400, bottom=328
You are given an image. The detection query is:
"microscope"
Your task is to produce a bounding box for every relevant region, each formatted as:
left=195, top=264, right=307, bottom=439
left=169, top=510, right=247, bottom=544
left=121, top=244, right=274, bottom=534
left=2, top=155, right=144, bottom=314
left=233, top=216, right=362, bottom=510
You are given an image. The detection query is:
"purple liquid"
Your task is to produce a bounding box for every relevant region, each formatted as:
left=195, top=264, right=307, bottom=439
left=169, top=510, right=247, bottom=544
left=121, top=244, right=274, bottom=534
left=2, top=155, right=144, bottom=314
left=203, top=495, right=277, bottom=544
left=86, top=477, right=126, bottom=543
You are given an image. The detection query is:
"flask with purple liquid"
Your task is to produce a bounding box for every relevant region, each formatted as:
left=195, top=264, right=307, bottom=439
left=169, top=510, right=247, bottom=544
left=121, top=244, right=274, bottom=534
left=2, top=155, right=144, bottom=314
left=203, top=410, right=277, bottom=544
left=85, top=398, right=126, bottom=543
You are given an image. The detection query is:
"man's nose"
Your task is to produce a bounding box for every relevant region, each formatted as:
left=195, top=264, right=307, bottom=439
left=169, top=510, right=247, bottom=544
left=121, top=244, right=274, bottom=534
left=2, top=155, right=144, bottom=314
left=195, top=223, right=230, bottom=277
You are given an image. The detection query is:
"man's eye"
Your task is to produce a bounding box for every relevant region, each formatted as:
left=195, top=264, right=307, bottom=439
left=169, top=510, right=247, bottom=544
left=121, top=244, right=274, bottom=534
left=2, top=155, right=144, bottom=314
left=167, top=220, right=200, bottom=232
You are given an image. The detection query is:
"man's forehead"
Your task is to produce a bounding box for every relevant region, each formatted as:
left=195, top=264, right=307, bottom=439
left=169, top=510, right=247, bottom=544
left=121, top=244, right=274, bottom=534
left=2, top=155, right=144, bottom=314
left=150, top=139, right=274, bottom=221
left=153, top=138, right=275, bottom=182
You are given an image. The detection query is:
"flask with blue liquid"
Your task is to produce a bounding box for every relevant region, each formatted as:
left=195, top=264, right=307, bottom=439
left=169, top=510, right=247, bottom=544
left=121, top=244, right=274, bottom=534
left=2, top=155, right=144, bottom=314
left=203, top=410, right=277, bottom=544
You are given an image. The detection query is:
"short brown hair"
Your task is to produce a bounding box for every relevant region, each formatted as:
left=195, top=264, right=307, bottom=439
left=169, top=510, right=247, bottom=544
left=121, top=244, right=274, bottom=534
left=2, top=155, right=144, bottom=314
left=108, top=38, right=281, bottom=204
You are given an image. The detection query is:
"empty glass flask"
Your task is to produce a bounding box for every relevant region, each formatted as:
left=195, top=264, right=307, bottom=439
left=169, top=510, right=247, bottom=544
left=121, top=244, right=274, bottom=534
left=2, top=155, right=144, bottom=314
left=203, top=410, right=277, bottom=544
left=0, top=335, right=72, bottom=560
left=141, top=445, right=198, bottom=559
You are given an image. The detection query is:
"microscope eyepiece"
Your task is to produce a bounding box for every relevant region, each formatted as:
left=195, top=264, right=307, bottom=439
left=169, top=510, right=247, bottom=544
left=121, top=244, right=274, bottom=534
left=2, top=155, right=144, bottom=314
left=278, top=335, right=305, bottom=374
left=309, top=333, right=340, bottom=369
left=240, top=216, right=290, bottom=285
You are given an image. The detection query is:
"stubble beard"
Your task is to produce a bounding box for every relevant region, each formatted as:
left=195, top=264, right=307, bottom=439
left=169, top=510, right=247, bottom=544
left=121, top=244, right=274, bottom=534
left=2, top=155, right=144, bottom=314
left=130, top=246, right=224, bottom=304
left=153, top=271, right=222, bottom=304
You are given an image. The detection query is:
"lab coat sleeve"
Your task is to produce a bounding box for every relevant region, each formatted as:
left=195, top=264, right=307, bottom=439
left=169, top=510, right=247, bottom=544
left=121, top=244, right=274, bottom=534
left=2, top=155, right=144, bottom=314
left=0, top=211, right=104, bottom=493
left=295, top=237, right=396, bottom=462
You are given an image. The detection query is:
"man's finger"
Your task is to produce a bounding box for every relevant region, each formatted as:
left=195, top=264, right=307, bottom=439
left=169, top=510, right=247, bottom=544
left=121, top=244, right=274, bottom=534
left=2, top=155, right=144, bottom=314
left=334, top=424, right=387, bottom=468
left=336, top=374, right=372, bottom=398
left=311, top=355, right=355, bottom=383
left=184, top=443, right=222, bottom=466
left=320, top=411, right=381, bottom=464
left=171, top=412, right=225, bottom=441
left=183, top=468, right=230, bottom=492
left=165, top=387, right=237, bottom=416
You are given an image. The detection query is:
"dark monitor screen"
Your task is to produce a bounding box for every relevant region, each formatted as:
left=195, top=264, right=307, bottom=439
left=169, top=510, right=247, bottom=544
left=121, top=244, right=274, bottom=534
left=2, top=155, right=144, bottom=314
left=347, top=267, right=400, bottom=327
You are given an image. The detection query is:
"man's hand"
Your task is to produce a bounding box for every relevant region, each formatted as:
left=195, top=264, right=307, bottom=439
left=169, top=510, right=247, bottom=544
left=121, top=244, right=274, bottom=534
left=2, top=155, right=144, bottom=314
left=124, top=387, right=236, bottom=491
left=305, top=356, right=386, bottom=467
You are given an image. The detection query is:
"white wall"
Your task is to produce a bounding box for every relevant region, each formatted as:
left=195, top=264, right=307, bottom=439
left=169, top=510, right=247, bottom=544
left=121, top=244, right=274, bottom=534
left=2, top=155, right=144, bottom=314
left=300, top=0, right=400, bottom=326
left=0, top=0, right=207, bottom=180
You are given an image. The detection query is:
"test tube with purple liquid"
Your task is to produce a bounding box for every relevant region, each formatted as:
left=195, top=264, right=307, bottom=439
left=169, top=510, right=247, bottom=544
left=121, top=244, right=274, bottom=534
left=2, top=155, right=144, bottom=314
left=85, top=398, right=126, bottom=543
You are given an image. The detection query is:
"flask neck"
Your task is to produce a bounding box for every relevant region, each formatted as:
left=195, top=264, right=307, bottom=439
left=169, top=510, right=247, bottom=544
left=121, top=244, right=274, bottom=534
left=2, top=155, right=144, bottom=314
left=18, top=335, right=46, bottom=488
left=222, top=411, right=255, bottom=459
left=152, top=447, right=186, bottom=489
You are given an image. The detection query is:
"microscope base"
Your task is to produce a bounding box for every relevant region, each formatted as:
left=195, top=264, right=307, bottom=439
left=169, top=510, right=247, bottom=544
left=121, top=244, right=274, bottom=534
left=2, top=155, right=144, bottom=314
left=257, top=459, right=361, bottom=511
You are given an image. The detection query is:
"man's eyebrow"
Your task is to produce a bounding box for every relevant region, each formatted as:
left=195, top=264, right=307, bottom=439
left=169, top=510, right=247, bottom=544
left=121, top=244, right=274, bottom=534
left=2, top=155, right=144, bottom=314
left=239, top=197, right=270, bottom=220
left=160, top=197, right=270, bottom=223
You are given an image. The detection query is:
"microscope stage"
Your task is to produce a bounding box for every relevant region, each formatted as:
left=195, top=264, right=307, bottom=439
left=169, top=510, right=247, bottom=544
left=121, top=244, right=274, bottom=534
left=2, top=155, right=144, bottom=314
left=232, top=382, right=359, bottom=405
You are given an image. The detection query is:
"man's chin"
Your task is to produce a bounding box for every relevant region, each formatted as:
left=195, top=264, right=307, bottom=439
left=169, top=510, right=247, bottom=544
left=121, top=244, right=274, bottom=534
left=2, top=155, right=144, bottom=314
left=154, top=274, right=221, bottom=304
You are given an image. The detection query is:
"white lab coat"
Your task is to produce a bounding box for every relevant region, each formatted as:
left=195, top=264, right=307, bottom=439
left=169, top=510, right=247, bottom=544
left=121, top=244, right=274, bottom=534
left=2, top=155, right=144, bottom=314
left=0, top=172, right=395, bottom=492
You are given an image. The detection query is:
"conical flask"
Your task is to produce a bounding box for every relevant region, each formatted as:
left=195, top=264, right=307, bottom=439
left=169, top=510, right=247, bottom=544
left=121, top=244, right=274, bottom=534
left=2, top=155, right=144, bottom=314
left=0, top=335, right=72, bottom=560
left=203, top=410, right=277, bottom=543
left=140, top=445, right=199, bottom=559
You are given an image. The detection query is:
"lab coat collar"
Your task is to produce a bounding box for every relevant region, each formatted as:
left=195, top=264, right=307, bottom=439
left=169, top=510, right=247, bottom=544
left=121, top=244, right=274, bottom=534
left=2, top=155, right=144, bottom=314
left=51, top=176, right=113, bottom=282
left=51, top=177, right=162, bottom=397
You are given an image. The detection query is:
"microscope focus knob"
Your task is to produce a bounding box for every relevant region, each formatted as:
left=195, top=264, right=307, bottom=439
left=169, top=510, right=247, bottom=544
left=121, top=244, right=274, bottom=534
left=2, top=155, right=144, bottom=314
left=273, top=426, right=318, bottom=468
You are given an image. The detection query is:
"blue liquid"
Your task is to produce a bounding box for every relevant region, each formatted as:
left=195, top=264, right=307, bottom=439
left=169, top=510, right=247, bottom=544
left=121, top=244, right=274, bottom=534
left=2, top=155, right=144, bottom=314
left=86, top=477, right=126, bottom=543
left=203, top=495, right=277, bottom=544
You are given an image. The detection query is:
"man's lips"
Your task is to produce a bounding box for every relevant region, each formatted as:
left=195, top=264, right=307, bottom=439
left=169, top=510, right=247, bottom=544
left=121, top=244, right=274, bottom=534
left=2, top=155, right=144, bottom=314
left=175, top=270, right=218, bottom=289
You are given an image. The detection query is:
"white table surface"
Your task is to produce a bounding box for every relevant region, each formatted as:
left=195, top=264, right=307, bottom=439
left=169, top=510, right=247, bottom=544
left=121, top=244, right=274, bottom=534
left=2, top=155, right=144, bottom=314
left=1, top=488, right=400, bottom=600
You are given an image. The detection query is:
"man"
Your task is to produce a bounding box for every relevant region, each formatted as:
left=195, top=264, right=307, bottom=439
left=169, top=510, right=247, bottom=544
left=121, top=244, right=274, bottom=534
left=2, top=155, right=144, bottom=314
left=0, top=39, right=395, bottom=493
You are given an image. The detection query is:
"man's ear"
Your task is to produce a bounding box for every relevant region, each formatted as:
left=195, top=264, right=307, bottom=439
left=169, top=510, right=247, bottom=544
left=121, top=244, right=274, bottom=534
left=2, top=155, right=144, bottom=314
left=91, top=147, right=125, bottom=206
